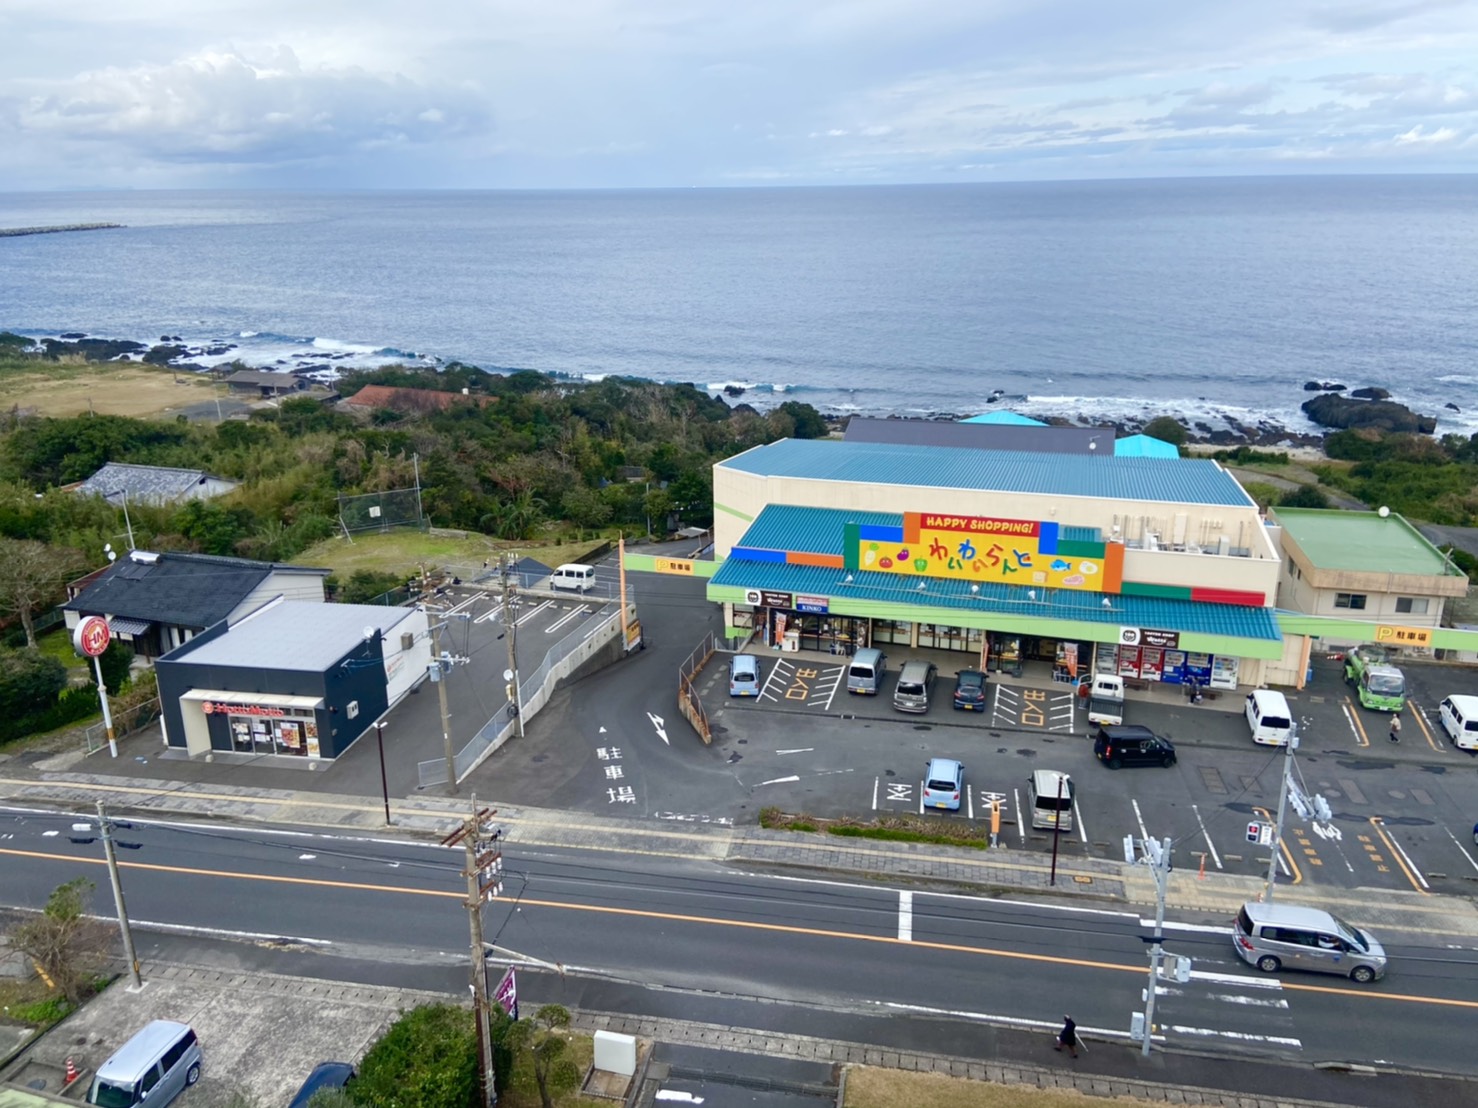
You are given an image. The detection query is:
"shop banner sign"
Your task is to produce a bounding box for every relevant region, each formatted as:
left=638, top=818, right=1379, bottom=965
left=744, top=589, right=794, bottom=609
left=857, top=512, right=1115, bottom=592
left=796, top=594, right=829, bottom=613
left=1375, top=624, right=1431, bottom=647
left=1139, top=629, right=1180, bottom=649
left=655, top=558, right=694, bottom=575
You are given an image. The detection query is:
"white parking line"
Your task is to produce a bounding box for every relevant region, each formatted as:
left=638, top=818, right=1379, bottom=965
left=515, top=600, right=554, bottom=626
left=918, top=782, right=925, bottom=816
left=872, top=776, right=879, bottom=811
left=473, top=603, right=505, bottom=625
left=1074, top=797, right=1088, bottom=843
left=1445, top=826, right=1478, bottom=874
left=1192, top=803, right=1223, bottom=869
left=1131, top=798, right=1149, bottom=843
left=545, top=605, right=590, bottom=633
left=898, top=891, right=913, bottom=941
left=757, top=775, right=800, bottom=787
left=1012, top=787, right=1025, bottom=845
left=966, top=788, right=974, bottom=821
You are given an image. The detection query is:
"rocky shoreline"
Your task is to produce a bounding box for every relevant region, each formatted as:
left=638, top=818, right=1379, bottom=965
left=12, top=332, right=1444, bottom=451
left=0, top=223, right=123, bottom=237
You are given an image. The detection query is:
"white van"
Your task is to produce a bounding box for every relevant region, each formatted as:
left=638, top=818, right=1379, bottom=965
left=1027, top=769, right=1074, bottom=831
left=1245, top=689, right=1294, bottom=746
left=1439, top=695, right=1478, bottom=751
left=88, top=1020, right=202, bottom=1108
left=550, top=563, right=596, bottom=592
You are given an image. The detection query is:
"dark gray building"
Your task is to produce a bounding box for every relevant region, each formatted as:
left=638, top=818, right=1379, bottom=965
left=155, top=600, right=430, bottom=761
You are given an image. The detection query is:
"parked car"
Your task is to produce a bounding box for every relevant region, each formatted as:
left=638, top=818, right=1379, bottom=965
left=86, top=1021, right=201, bottom=1108
left=1092, top=724, right=1176, bottom=769
left=952, top=669, right=987, bottom=710
left=287, top=1062, right=356, bottom=1108
left=729, top=654, right=762, bottom=697
left=892, top=660, right=937, bottom=713
left=921, top=757, right=964, bottom=811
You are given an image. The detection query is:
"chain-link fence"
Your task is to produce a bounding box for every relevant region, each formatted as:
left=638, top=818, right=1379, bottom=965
left=84, top=696, right=163, bottom=755
left=418, top=599, right=637, bottom=788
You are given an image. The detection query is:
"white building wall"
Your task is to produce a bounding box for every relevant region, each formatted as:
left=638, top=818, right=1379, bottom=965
left=383, top=607, right=431, bottom=705
left=229, top=571, right=328, bottom=620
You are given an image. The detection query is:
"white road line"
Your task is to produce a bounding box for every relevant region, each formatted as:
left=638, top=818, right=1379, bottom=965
left=1164, top=1025, right=1301, bottom=1048
left=1192, top=803, right=1223, bottom=869
left=882, top=1002, right=1139, bottom=1042
left=515, top=600, right=555, bottom=626
left=1074, top=797, right=1088, bottom=843
left=776, top=748, right=814, bottom=755
left=757, top=775, right=800, bottom=787
left=1012, top=787, right=1025, bottom=845
left=1189, top=969, right=1285, bottom=989
left=872, top=776, right=879, bottom=811
left=918, top=782, right=925, bottom=816
left=1341, top=702, right=1361, bottom=741
left=1205, top=993, right=1290, bottom=1008
left=1444, top=826, right=1478, bottom=874
left=898, top=891, right=913, bottom=941
left=1378, top=823, right=1430, bottom=891
left=473, top=604, right=505, bottom=625
left=757, top=661, right=789, bottom=703
left=967, top=788, right=974, bottom=821
left=1131, top=798, right=1150, bottom=843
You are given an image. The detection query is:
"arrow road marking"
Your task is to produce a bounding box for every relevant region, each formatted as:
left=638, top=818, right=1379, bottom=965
left=646, top=712, right=668, bottom=745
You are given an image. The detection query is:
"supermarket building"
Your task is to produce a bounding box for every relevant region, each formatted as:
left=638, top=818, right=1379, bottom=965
left=694, top=437, right=1475, bottom=691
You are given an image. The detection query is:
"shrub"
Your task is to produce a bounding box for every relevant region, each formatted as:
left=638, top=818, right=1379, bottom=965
left=352, top=1003, right=479, bottom=1108
left=0, top=646, right=68, bottom=716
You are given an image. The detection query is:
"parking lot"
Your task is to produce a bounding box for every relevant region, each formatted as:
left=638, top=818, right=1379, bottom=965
left=702, top=640, right=1478, bottom=897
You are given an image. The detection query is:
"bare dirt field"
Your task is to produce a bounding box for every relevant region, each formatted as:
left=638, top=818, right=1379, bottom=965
left=0, top=362, right=226, bottom=419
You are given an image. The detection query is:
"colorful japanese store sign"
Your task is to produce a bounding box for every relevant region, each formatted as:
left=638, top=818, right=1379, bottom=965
left=851, top=512, right=1123, bottom=593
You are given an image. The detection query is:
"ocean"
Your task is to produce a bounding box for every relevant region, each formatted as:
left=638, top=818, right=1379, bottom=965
left=3, top=177, right=1476, bottom=438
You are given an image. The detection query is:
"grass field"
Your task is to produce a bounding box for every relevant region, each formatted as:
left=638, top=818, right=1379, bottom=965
left=293, top=528, right=614, bottom=580
left=0, top=360, right=226, bottom=419
left=844, top=1065, right=1150, bottom=1108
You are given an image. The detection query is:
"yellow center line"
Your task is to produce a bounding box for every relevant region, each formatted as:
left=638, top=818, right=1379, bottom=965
left=1368, top=817, right=1431, bottom=896
left=6, top=847, right=1476, bottom=1010
left=1344, top=697, right=1370, bottom=747
left=1253, top=806, right=1302, bottom=886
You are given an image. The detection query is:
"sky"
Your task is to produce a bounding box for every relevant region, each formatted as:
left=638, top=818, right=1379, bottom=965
left=2, top=0, right=1476, bottom=190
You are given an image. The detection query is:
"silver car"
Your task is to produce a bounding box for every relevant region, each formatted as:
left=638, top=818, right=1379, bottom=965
left=1233, top=902, right=1386, bottom=983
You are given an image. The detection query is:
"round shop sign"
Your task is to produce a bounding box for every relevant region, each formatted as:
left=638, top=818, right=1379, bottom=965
left=74, top=615, right=112, bottom=658
left=744, top=589, right=762, bottom=606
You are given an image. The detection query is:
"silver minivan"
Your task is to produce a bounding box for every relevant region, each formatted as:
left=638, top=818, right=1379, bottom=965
left=892, top=661, right=937, bottom=713
left=1233, top=901, right=1386, bottom=983
left=846, top=648, right=886, bottom=695
left=88, top=1020, right=202, bottom=1108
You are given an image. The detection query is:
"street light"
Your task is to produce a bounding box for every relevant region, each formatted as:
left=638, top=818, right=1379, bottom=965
left=374, top=720, right=392, bottom=826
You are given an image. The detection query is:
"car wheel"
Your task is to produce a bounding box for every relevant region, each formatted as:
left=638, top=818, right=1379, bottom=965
left=1162, top=755, right=1175, bottom=768
left=1350, top=965, right=1376, bottom=984
left=186, top=1063, right=201, bottom=1086
left=1107, top=757, right=1122, bottom=770
left=1256, top=955, right=1280, bottom=974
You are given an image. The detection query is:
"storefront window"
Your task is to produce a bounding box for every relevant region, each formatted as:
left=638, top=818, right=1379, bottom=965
left=873, top=620, right=912, bottom=646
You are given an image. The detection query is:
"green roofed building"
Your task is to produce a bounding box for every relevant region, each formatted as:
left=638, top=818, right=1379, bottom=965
left=1269, top=507, right=1469, bottom=659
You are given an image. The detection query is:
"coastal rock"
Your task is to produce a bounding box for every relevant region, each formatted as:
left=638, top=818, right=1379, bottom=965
left=1445, top=402, right=1461, bottom=412
left=60, top=332, right=88, bottom=339
left=39, top=337, right=146, bottom=360
left=1301, top=393, right=1436, bottom=434
left=143, top=344, right=189, bottom=365
left=723, top=384, right=746, bottom=398
left=1349, top=386, right=1390, bottom=401
left=1302, top=380, right=1346, bottom=392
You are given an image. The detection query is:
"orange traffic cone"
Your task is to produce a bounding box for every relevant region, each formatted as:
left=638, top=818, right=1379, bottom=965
left=64, top=1057, right=80, bottom=1085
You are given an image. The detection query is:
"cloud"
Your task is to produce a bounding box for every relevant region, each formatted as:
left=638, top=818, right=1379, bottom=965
left=1395, top=123, right=1458, bottom=142
left=3, top=46, right=490, bottom=171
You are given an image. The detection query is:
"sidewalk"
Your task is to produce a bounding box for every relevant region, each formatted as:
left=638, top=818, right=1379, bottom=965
left=3, top=767, right=1476, bottom=939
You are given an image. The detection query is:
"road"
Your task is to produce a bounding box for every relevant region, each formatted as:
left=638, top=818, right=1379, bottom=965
left=3, top=807, right=1478, bottom=1080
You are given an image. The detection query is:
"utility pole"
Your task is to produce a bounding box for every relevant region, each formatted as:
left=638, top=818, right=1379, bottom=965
left=501, top=556, right=524, bottom=740
left=443, top=798, right=503, bottom=1107
left=430, top=620, right=457, bottom=795
left=1263, top=723, right=1329, bottom=904
left=96, top=802, right=143, bottom=991
left=1136, top=835, right=1175, bottom=1057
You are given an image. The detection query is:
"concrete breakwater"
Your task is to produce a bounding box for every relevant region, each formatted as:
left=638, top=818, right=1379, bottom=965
left=0, top=222, right=123, bottom=237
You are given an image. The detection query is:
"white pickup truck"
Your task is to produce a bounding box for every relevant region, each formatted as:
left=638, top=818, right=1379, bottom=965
left=1085, top=673, right=1126, bottom=726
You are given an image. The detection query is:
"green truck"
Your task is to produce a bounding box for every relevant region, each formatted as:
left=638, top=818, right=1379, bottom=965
left=1344, top=646, right=1407, bottom=712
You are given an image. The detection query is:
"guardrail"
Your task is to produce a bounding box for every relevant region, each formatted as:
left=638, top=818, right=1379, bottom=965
left=678, top=633, right=717, bottom=745
left=417, top=599, right=636, bottom=788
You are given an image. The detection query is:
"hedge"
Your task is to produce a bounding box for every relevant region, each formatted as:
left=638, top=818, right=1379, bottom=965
left=0, top=685, right=99, bottom=745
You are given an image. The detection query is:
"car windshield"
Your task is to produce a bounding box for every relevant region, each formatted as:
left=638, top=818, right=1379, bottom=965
left=89, top=1080, right=136, bottom=1108
left=1367, top=673, right=1404, bottom=695
left=1329, top=913, right=1370, bottom=952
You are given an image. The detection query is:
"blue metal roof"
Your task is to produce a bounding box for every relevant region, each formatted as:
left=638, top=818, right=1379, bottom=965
left=719, top=439, right=1251, bottom=507
left=961, top=411, right=1048, bottom=426
left=735, top=504, right=901, bottom=555
left=1114, top=434, right=1179, bottom=459
left=709, top=557, right=1281, bottom=642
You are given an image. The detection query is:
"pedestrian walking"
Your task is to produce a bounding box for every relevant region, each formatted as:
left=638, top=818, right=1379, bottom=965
left=1389, top=714, right=1402, bottom=743
left=1054, top=1014, right=1078, bottom=1058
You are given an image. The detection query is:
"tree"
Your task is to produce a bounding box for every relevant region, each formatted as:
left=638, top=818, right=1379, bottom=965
left=1278, top=484, right=1330, bottom=509
left=96, top=639, right=134, bottom=695
left=1142, top=416, right=1187, bottom=447
left=505, top=1004, right=578, bottom=1108
left=8, top=878, right=114, bottom=1003
left=561, top=486, right=612, bottom=531
left=0, top=647, right=68, bottom=715
left=351, top=1003, right=478, bottom=1108
left=776, top=401, right=828, bottom=439
left=0, top=538, right=83, bottom=648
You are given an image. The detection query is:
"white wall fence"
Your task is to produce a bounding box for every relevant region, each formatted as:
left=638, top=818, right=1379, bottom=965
left=418, top=600, right=636, bottom=788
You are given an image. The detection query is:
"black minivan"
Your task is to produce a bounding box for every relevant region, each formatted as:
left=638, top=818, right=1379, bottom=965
left=1092, top=724, right=1176, bottom=769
